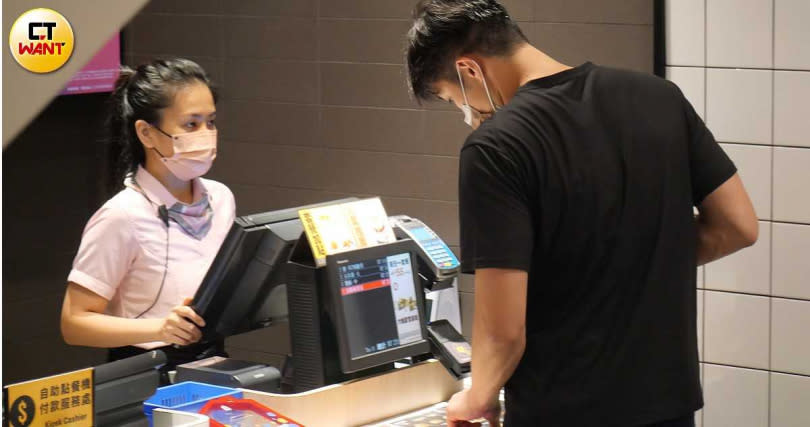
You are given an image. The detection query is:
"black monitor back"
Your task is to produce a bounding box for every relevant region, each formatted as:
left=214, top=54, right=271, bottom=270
left=192, top=198, right=357, bottom=342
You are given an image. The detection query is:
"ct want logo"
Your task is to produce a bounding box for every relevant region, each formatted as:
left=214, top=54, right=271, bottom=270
left=8, top=8, right=75, bottom=73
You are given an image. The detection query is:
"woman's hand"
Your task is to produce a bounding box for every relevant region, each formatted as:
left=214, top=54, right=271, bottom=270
left=157, top=298, right=206, bottom=346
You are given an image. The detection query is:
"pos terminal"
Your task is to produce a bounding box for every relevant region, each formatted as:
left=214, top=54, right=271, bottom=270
left=389, top=215, right=460, bottom=290
left=187, top=199, right=471, bottom=393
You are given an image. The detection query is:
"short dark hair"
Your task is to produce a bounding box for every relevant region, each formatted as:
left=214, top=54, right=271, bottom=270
left=106, top=58, right=217, bottom=192
left=406, top=0, right=528, bottom=102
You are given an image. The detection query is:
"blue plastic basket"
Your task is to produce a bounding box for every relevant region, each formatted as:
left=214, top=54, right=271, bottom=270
left=143, top=381, right=242, bottom=425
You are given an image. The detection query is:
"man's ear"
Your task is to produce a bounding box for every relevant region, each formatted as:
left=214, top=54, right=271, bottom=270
left=456, top=56, right=483, bottom=82
left=134, top=119, right=155, bottom=149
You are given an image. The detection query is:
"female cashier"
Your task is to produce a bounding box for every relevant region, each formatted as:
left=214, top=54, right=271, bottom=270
left=60, top=58, right=235, bottom=377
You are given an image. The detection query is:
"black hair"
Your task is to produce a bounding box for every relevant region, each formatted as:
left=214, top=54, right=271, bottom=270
left=106, top=58, right=217, bottom=191
left=406, top=0, right=528, bottom=102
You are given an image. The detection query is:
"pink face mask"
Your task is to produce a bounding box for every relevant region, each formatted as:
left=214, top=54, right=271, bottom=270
left=152, top=127, right=217, bottom=181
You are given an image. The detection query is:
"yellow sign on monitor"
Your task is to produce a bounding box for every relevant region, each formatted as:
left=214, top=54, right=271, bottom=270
left=299, top=197, right=397, bottom=267
left=4, top=368, right=93, bottom=427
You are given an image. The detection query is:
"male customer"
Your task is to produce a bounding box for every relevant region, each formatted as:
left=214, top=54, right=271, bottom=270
left=405, top=1, right=758, bottom=426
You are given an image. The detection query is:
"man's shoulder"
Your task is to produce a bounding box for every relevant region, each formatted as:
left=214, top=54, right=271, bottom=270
left=590, top=65, right=682, bottom=97
left=461, top=123, right=509, bottom=159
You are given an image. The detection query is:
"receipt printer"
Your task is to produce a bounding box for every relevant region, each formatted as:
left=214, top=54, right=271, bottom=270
left=176, top=357, right=281, bottom=392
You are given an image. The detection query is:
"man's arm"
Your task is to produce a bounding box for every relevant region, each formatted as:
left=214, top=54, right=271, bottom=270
left=469, top=268, right=527, bottom=404
left=447, top=268, right=527, bottom=426
left=696, top=173, right=758, bottom=265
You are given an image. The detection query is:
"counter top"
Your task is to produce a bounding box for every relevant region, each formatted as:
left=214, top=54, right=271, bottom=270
left=239, top=360, right=462, bottom=426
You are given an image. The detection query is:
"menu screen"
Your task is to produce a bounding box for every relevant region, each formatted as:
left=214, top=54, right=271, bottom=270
left=337, top=252, right=422, bottom=359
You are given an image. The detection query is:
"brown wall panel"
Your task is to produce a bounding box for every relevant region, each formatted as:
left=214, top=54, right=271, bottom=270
left=424, top=111, right=471, bottom=156
left=320, top=106, right=425, bottom=153
left=222, top=0, right=316, bottom=18
left=225, top=17, right=318, bottom=60
left=129, top=14, right=224, bottom=57
left=533, top=0, right=653, bottom=25
left=221, top=101, right=320, bottom=146
left=141, top=0, right=220, bottom=15
left=530, top=23, right=654, bottom=73
left=228, top=184, right=354, bottom=217
left=319, top=20, right=412, bottom=64
left=226, top=59, right=319, bottom=103
left=321, top=63, right=415, bottom=108
left=500, top=0, right=535, bottom=22
left=319, top=0, right=414, bottom=19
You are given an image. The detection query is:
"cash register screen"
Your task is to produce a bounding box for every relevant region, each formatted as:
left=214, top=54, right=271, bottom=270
left=336, top=252, right=423, bottom=359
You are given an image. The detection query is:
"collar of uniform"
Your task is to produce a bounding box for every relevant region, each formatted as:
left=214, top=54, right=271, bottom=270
left=126, top=165, right=208, bottom=208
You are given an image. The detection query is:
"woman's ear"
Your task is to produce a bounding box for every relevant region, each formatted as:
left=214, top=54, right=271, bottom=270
left=134, top=119, right=155, bottom=149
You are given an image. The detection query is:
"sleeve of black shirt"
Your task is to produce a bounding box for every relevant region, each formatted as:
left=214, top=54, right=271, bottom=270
left=678, top=84, right=738, bottom=205
left=458, top=142, right=534, bottom=275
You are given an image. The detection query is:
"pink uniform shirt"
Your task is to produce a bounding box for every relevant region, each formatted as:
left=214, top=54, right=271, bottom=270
left=68, top=166, right=236, bottom=349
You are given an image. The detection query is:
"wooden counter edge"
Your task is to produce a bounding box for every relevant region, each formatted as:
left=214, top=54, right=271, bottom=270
left=241, top=360, right=463, bottom=426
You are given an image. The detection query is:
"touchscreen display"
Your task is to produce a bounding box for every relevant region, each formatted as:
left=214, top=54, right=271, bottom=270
left=337, top=252, right=422, bottom=359
left=408, top=226, right=434, bottom=242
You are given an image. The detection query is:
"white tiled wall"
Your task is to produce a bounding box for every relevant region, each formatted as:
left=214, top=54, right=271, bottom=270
left=666, top=67, right=705, bottom=119
left=718, top=144, right=772, bottom=220
left=704, top=291, right=770, bottom=369
left=697, top=290, right=704, bottom=359
left=705, top=68, right=772, bottom=145
left=774, top=0, right=810, bottom=70
left=665, top=0, right=705, bottom=67
left=774, top=71, right=810, bottom=148
left=704, top=221, right=771, bottom=294
left=771, top=223, right=810, bottom=300
left=706, top=0, right=773, bottom=69
left=773, top=147, right=810, bottom=224
left=667, top=0, right=810, bottom=425
left=703, top=364, right=770, bottom=427
left=770, top=372, right=810, bottom=427
left=771, top=298, right=810, bottom=376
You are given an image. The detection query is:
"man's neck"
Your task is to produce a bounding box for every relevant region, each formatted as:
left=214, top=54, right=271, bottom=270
left=489, top=45, right=572, bottom=104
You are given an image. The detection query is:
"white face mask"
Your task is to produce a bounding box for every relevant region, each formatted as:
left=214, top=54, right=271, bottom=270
left=151, top=127, right=217, bottom=181
left=456, top=61, right=498, bottom=128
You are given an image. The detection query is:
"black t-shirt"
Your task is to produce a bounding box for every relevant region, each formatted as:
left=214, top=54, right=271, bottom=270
left=459, top=62, right=736, bottom=427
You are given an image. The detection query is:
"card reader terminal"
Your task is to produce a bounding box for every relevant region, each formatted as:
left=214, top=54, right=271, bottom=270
left=427, top=319, right=471, bottom=378
left=389, top=215, right=460, bottom=284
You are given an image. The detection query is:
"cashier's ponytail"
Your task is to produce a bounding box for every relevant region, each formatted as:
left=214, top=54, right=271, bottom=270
left=106, top=67, right=140, bottom=194
left=105, top=58, right=217, bottom=192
